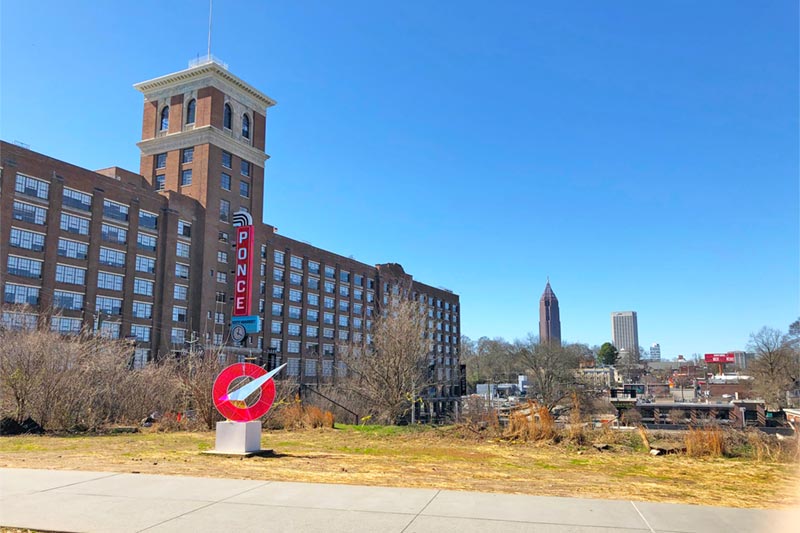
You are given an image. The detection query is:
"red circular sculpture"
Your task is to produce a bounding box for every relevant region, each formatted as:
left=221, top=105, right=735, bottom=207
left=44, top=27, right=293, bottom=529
left=212, top=363, right=276, bottom=422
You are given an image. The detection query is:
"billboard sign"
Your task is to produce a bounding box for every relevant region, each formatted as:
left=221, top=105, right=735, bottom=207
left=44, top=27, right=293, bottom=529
left=704, top=352, right=735, bottom=364
left=232, top=212, right=254, bottom=317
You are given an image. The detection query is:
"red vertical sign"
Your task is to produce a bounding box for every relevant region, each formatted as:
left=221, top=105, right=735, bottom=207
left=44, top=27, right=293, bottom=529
left=233, top=225, right=253, bottom=316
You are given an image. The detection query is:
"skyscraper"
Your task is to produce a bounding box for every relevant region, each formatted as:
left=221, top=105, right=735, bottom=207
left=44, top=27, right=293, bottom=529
left=611, top=311, right=639, bottom=358
left=539, top=280, right=561, bottom=345
left=650, top=343, right=661, bottom=362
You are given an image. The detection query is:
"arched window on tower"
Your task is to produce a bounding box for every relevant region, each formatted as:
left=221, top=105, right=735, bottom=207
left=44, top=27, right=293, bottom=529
left=223, top=103, right=232, bottom=129
left=186, top=99, right=196, bottom=124
left=160, top=106, right=169, bottom=131
left=242, top=114, right=250, bottom=139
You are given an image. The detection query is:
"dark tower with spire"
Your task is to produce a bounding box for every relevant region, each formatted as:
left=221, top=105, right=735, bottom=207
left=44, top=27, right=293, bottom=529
left=539, top=279, right=561, bottom=346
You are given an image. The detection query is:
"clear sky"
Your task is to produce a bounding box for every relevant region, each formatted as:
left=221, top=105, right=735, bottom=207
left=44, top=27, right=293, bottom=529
left=1, top=1, right=797, bottom=358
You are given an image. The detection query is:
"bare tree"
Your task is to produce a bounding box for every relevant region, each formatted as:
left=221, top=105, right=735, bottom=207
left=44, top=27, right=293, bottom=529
left=748, top=326, right=800, bottom=409
left=514, top=335, right=581, bottom=412
left=339, top=294, right=429, bottom=424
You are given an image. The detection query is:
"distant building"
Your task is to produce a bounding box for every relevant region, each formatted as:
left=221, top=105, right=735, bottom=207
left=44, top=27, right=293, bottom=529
left=650, top=343, right=661, bottom=362
left=731, top=351, right=755, bottom=369
left=611, top=311, right=639, bottom=359
left=538, top=280, right=561, bottom=345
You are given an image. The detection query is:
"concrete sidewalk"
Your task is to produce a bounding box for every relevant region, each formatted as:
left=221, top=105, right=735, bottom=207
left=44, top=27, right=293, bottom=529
left=0, top=468, right=796, bottom=532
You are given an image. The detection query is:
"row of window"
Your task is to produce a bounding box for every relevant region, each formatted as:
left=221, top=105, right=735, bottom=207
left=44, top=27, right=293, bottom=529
left=159, top=101, right=251, bottom=140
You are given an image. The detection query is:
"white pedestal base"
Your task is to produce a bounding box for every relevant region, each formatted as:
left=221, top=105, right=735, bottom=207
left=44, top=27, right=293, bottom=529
left=212, top=421, right=262, bottom=454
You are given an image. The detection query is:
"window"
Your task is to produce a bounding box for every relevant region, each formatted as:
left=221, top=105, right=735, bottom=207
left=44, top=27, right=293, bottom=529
left=272, top=268, right=284, bottom=282
left=221, top=151, right=232, bottom=169
left=340, top=271, right=350, bottom=283
left=338, top=315, right=349, bottom=328
left=97, top=271, right=123, bottom=291
left=324, top=266, right=335, bottom=279
left=175, top=263, right=189, bottom=279
left=58, top=238, right=88, bottom=260
left=288, top=306, right=301, bottom=320
left=139, top=210, right=158, bottom=230
left=13, top=201, right=47, bottom=225
left=134, top=278, right=154, bottom=296
left=155, top=174, right=165, bottom=191
left=182, top=147, right=194, bottom=163
left=272, top=285, right=284, bottom=299
left=133, top=349, right=149, bottom=369
left=103, top=200, right=128, bottom=222
left=353, top=318, right=362, bottom=330
left=339, top=285, right=350, bottom=298
left=15, top=174, right=49, bottom=200
left=132, top=325, right=151, bottom=342
left=60, top=213, right=89, bottom=234
left=173, top=284, right=187, bottom=300
left=270, top=338, right=282, bottom=353
left=53, top=290, right=83, bottom=311
left=271, top=321, right=282, bottom=334
left=242, top=114, right=250, bottom=139
left=220, top=199, right=230, bottom=222
left=216, top=271, right=227, bottom=283
left=307, top=293, right=319, bottom=306
left=217, top=251, right=228, bottom=263
left=287, top=357, right=300, bottom=374
left=272, top=303, right=283, bottom=317
left=353, top=303, right=363, bottom=315
left=307, top=309, right=319, bottom=322
left=96, top=295, right=123, bottom=315
left=287, top=341, right=300, bottom=354
left=99, top=322, right=121, bottom=339
left=160, top=106, right=169, bottom=130
left=323, top=344, right=335, bottom=356
left=214, top=313, right=224, bottom=326
left=339, top=300, right=349, bottom=313
left=306, top=326, right=319, bottom=338
left=223, top=103, right=232, bottom=129
left=366, top=291, right=375, bottom=303
left=178, top=220, right=192, bottom=238
left=51, top=317, right=82, bottom=335
left=172, top=306, right=187, bottom=323
left=367, top=279, right=375, bottom=290
left=137, top=232, right=157, bottom=251
left=241, top=160, right=251, bottom=177
left=56, top=264, right=86, bottom=285
left=323, top=328, right=334, bottom=339
left=221, top=173, right=231, bottom=191
left=156, top=153, right=167, bottom=169
left=132, top=301, right=152, bottom=319
left=4, top=284, right=40, bottom=305
left=63, top=188, right=92, bottom=211
left=213, top=333, right=224, bottom=346
left=186, top=99, right=196, bottom=124
left=308, top=277, right=320, bottom=290
left=101, top=223, right=127, bottom=244
left=338, top=330, right=349, bottom=341
left=274, top=251, right=285, bottom=265
left=324, top=281, right=334, bottom=294
left=323, top=312, right=334, bottom=325
left=289, top=255, right=303, bottom=270
left=181, top=169, right=192, bottom=186
left=304, top=359, right=316, bottom=377
left=324, top=297, right=334, bottom=309
left=240, top=180, right=250, bottom=198
left=289, top=272, right=302, bottom=286
left=289, top=289, right=302, bottom=303
left=354, top=274, right=363, bottom=286
left=10, top=228, right=45, bottom=252
left=176, top=241, right=190, bottom=258
left=99, top=247, right=126, bottom=268
left=309, top=261, right=320, bottom=275
left=354, top=289, right=363, bottom=301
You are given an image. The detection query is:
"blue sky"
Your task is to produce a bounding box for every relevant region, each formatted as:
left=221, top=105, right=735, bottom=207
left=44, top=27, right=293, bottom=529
left=1, top=1, right=797, bottom=358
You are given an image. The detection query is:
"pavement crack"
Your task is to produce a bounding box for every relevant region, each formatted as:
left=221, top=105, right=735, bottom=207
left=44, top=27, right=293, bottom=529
left=400, top=489, right=440, bottom=533
left=630, top=501, right=656, bottom=533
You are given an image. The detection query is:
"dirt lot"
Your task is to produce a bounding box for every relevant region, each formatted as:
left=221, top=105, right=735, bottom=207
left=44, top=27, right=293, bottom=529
left=1, top=425, right=797, bottom=509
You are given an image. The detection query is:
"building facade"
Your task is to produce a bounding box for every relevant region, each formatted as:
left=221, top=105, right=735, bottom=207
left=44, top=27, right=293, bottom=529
left=0, top=58, right=462, bottom=416
left=611, top=311, right=639, bottom=359
left=538, top=280, right=560, bottom=345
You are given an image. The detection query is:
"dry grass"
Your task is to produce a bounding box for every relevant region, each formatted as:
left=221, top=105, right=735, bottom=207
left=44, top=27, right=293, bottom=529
left=1, top=425, right=798, bottom=509
left=685, top=426, right=725, bottom=458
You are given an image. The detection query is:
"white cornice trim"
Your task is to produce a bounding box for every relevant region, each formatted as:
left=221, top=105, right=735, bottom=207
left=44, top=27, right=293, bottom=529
left=134, top=63, right=276, bottom=110
left=137, top=126, right=269, bottom=165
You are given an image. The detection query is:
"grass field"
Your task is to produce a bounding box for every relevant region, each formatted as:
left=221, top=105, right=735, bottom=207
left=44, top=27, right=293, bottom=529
left=1, top=425, right=797, bottom=509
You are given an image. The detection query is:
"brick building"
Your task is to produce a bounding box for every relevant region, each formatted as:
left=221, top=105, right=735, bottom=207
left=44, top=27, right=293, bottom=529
left=0, top=58, right=462, bottom=416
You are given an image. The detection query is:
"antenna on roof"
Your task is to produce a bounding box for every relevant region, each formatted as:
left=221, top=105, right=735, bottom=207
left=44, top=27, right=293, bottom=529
left=207, top=0, right=213, bottom=57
